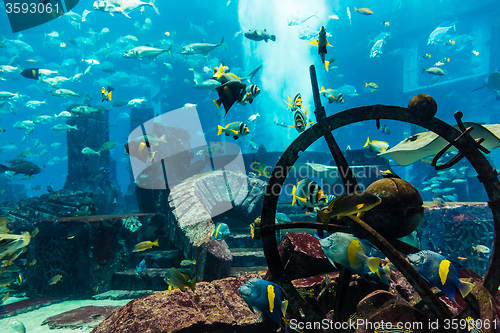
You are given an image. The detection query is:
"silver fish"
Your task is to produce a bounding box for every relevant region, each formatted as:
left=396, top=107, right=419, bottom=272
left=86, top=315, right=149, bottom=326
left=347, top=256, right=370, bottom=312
left=123, top=45, right=172, bottom=58
left=181, top=37, right=225, bottom=55
left=52, top=89, right=81, bottom=98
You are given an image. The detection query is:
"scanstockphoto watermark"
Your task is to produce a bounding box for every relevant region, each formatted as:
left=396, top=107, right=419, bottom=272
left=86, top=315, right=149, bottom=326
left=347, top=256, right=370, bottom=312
left=4, top=0, right=80, bottom=33
left=288, top=319, right=423, bottom=332
left=266, top=180, right=366, bottom=198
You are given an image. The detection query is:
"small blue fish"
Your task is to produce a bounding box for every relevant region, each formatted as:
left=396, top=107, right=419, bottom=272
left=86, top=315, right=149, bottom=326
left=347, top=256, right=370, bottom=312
left=407, top=250, right=473, bottom=303
left=212, top=223, right=230, bottom=240
left=15, top=273, right=24, bottom=286
left=239, top=278, right=288, bottom=328
left=180, top=259, right=196, bottom=266
left=136, top=257, right=146, bottom=275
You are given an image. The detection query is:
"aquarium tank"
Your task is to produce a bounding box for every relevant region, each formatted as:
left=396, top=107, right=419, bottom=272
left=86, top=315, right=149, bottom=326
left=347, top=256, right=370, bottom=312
left=0, top=0, right=499, bottom=332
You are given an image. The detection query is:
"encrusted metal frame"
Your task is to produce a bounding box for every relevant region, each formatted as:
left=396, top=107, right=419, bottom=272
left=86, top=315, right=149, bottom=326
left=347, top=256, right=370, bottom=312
left=257, top=65, right=500, bottom=331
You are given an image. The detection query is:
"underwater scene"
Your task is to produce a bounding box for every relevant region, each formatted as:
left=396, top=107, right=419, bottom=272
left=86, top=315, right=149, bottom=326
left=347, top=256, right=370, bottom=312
left=0, top=0, right=500, bottom=332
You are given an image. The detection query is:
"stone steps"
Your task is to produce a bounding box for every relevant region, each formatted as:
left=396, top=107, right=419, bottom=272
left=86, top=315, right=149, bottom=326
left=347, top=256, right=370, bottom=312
left=229, top=266, right=268, bottom=277
left=92, top=290, right=155, bottom=300
left=225, top=233, right=262, bottom=249
left=110, top=268, right=193, bottom=291
left=132, top=249, right=183, bottom=268
left=109, top=222, right=269, bottom=293
left=109, top=245, right=268, bottom=292
left=230, top=248, right=267, bottom=267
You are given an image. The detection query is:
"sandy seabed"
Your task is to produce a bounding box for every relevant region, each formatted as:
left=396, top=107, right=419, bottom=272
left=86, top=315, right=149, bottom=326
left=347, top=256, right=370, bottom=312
left=0, top=298, right=132, bottom=333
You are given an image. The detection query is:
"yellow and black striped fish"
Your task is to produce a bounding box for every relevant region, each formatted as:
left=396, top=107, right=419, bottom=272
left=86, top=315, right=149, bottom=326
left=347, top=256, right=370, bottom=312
left=292, top=178, right=328, bottom=212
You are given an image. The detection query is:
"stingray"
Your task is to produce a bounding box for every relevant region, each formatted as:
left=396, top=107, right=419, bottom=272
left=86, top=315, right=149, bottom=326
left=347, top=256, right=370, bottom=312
left=472, top=71, right=500, bottom=100
left=378, top=122, right=500, bottom=166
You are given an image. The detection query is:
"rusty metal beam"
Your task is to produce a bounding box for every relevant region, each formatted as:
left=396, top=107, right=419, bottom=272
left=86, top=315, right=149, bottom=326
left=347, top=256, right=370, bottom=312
left=346, top=215, right=455, bottom=325
left=310, top=65, right=357, bottom=326
left=310, top=65, right=358, bottom=194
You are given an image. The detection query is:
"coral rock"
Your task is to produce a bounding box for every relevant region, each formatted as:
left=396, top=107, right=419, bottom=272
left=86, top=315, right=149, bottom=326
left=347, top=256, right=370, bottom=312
left=273, top=232, right=335, bottom=280
left=356, top=291, right=429, bottom=333
left=201, top=240, right=233, bottom=282
left=91, top=274, right=270, bottom=333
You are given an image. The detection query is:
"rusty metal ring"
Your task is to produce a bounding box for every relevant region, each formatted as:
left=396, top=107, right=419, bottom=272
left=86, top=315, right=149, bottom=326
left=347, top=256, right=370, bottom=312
left=261, top=104, right=500, bottom=324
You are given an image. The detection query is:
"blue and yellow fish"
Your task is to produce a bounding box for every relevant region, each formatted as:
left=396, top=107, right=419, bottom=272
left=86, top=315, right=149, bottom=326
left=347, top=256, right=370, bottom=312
left=407, top=250, right=473, bottom=303
left=320, top=232, right=384, bottom=282
left=212, top=223, right=230, bottom=241
left=180, top=259, right=197, bottom=266
left=239, top=278, right=288, bottom=328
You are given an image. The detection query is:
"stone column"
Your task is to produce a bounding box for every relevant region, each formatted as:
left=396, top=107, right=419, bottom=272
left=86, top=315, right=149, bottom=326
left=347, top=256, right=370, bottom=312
left=64, top=105, right=121, bottom=215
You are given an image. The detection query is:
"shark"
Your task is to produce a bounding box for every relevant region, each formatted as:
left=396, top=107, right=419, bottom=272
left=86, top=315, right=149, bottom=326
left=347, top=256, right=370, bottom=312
left=472, top=71, right=500, bottom=100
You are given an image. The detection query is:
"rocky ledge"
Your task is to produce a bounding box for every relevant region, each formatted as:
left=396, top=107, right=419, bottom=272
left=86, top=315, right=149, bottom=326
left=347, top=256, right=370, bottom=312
left=90, top=273, right=278, bottom=333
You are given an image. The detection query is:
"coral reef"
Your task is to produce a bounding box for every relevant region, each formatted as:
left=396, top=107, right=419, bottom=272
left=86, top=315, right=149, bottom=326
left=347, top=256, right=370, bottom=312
left=121, top=216, right=142, bottom=232
left=167, top=170, right=266, bottom=281
left=419, top=203, right=493, bottom=276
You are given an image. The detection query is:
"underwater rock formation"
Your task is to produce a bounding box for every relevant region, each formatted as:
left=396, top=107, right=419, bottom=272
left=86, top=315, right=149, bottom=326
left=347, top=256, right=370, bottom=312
left=201, top=240, right=233, bottom=282
left=0, top=190, right=92, bottom=221
left=167, top=170, right=266, bottom=281
left=42, top=306, right=120, bottom=330
left=91, top=274, right=274, bottom=333
left=272, top=232, right=334, bottom=280
left=0, top=212, right=167, bottom=298
left=356, top=290, right=429, bottom=333
left=64, top=106, right=122, bottom=215
left=419, top=203, right=493, bottom=276
left=89, top=228, right=494, bottom=333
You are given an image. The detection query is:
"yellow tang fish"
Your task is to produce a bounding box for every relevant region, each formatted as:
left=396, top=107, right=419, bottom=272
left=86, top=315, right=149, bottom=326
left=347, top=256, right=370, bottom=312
left=49, top=274, right=63, bottom=285
left=317, top=191, right=381, bottom=225
left=364, top=136, right=389, bottom=153
left=132, top=239, right=159, bottom=252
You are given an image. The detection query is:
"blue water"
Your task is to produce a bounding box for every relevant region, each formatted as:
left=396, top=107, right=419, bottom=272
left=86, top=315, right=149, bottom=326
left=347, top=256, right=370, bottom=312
left=0, top=0, right=499, bottom=200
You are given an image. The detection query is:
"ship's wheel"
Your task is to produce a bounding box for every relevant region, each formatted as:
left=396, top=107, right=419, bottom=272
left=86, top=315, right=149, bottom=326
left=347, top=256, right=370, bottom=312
left=253, top=66, right=500, bottom=332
